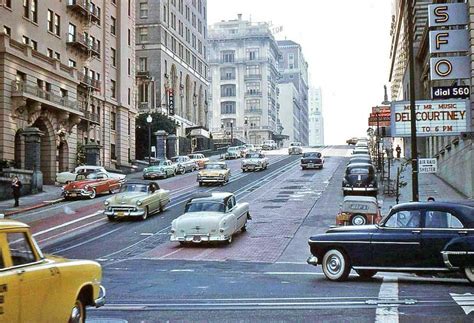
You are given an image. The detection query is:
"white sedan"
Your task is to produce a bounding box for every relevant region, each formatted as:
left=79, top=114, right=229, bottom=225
left=241, top=152, right=269, bottom=172
left=170, top=192, right=250, bottom=245
left=56, top=165, right=126, bottom=184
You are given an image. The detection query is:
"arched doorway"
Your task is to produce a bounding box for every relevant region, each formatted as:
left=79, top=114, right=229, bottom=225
left=185, top=75, right=192, bottom=122
left=32, top=117, right=55, bottom=184
left=58, top=141, right=69, bottom=172
left=14, top=129, right=24, bottom=169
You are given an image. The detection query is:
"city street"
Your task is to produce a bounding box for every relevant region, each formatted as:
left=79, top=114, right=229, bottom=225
left=9, top=146, right=474, bottom=322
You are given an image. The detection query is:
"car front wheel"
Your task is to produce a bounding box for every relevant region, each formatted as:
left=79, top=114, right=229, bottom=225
left=322, top=249, right=351, bottom=281
left=88, top=188, right=96, bottom=199
left=69, top=298, right=86, bottom=323
left=141, top=207, right=149, bottom=221
left=464, top=267, right=474, bottom=284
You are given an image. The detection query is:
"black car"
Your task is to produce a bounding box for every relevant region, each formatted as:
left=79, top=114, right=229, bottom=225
left=347, top=156, right=372, bottom=165
left=301, top=152, right=324, bottom=169
left=342, top=163, right=377, bottom=196
left=307, top=202, right=474, bottom=283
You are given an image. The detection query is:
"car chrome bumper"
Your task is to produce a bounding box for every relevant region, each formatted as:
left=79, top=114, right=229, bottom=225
left=301, top=164, right=323, bottom=168
left=64, top=190, right=92, bottom=197
left=343, top=187, right=377, bottom=192
left=242, top=165, right=263, bottom=171
left=104, top=209, right=145, bottom=217
left=143, top=173, right=166, bottom=179
left=307, top=256, right=318, bottom=266
left=94, top=285, right=106, bottom=308
left=171, top=234, right=227, bottom=243
left=198, top=178, right=225, bottom=183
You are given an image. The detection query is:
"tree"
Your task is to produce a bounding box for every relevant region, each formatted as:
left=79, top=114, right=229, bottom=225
left=135, top=112, right=178, bottom=160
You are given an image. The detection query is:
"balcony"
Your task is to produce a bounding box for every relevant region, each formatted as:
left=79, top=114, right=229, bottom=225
left=244, top=109, right=262, bottom=115
left=77, top=71, right=101, bottom=91
left=220, top=75, right=236, bottom=81
left=66, top=33, right=100, bottom=58
left=79, top=104, right=100, bottom=124
left=245, top=91, right=262, bottom=97
left=244, top=74, right=262, bottom=81
left=11, top=80, right=81, bottom=115
left=136, top=70, right=150, bottom=79
left=67, top=0, right=101, bottom=24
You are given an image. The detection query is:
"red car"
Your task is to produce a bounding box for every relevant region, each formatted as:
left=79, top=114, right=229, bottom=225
left=63, top=172, right=122, bottom=199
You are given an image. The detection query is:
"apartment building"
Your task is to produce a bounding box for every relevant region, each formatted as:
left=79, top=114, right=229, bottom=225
left=0, top=0, right=136, bottom=184
left=208, top=15, right=281, bottom=145
left=135, top=0, right=209, bottom=150
left=308, top=87, right=324, bottom=146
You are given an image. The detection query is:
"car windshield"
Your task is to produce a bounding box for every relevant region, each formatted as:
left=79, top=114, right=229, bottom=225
left=303, top=152, right=321, bottom=158
left=185, top=202, right=225, bottom=213
left=205, top=164, right=225, bottom=170
left=151, top=160, right=167, bottom=166
left=290, top=143, right=301, bottom=146
left=120, top=184, right=148, bottom=193
left=171, top=157, right=180, bottom=162
left=228, top=147, right=238, bottom=152
left=348, top=167, right=370, bottom=175
left=246, top=153, right=262, bottom=159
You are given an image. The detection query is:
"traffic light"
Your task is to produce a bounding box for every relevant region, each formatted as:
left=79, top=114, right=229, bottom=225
left=168, top=89, right=175, bottom=115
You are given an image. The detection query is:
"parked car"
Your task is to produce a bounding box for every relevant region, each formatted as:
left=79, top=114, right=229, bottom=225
left=197, top=162, right=231, bottom=186
left=170, top=192, right=250, bottom=245
left=62, top=172, right=122, bottom=199
left=241, top=152, right=269, bottom=172
left=346, top=137, right=358, bottom=145
left=188, top=153, right=209, bottom=169
left=56, top=165, right=125, bottom=184
left=355, top=141, right=369, bottom=148
left=245, top=144, right=255, bottom=152
left=347, top=156, right=372, bottom=165
left=352, top=148, right=370, bottom=156
left=288, top=142, right=303, bottom=155
left=104, top=181, right=170, bottom=221
left=262, top=140, right=277, bottom=150
left=342, top=163, right=377, bottom=197
left=171, top=155, right=198, bottom=174
left=336, top=196, right=382, bottom=226
left=0, top=218, right=105, bottom=322
left=224, top=146, right=241, bottom=159
left=307, top=201, right=474, bottom=283
left=301, top=152, right=324, bottom=169
left=143, top=159, right=177, bottom=179
left=238, top=145, right=249, bottom=158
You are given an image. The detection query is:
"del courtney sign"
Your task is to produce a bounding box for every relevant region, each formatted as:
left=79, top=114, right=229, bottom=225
left=391, top=100, right=471, bottom=137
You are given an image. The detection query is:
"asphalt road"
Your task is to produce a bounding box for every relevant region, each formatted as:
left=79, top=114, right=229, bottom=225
left=11, top=146, right=474, bottom=322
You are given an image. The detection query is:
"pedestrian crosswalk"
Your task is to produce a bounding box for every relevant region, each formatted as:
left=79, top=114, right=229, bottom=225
left=450, top=293, right=474, bottom=315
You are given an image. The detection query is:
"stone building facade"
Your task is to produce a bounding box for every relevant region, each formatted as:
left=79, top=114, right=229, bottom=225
left=308, top=87, right=324, bottom=147
left=135, top=0, right=209, bottom=152
left=208, top=15, right=281, bottom=145
left=0, top=0, right=136, bottom=184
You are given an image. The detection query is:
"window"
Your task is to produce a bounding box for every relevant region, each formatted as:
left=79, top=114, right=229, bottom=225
left=178, top=21, right=183, bottom=36
left=47, top=48, right=53, bottom=58
left=139, top=27, right=148, bottom=42
left=246, top=65, right=260, bottom=75
left=246, top=99, right=261, bottom=110
left=138, top=82, right=149, bottom=103
left=221, top=85, right=236, bottom=97
left=5, top=0, right=11, bottom=9
left=60, top=88, right=68, bottom=98
left=111, top=16, right=116, bottom=35
left=185, top=6, right=190, bottom=20
left=128, top=59, right=131, bottom=75
left=248, top=48, right=259, bottom=61
left=68, top=23, right=76, bottom=41
left=54, top=14, right=60, bottom=36
left=384, top=210, right=421, bottom=228
left=31, top=0, right=37, bottom=22
left=138, top=57, right=147, bottom=71
left=171, top=13, right=176, bottom=29
left=425, top=211, right=464, bottom=229
left=128, top=0, right=131, bottom=16
left=128, top=88, right=131, bottom=105
left=68, top=59, right=76, bottom=68
left=54, top=52, right=60, bottom=60
left=185, top=27, right=190, bottom=42
left=140, top=2, right=148, bottom=18
left=31, top=40, right=37, bottom=50
left=222, top=50, right=235, bottom=63
left=246, top=82, right=261, bottom=94
left=7, top=232, right=37, bottom=266
left=128, top=118, right=131, bottom=135
left=192, top=13, right=196, bottom=27
left=163, top=5, right=167, bottom=22
left=111, top=80, right=116, bottom=98
left=220, top=67, right=235, bottom=80
left=47, top=10, right=53, bottom=32
left=288, top=53, right=295, bottom=69
left=111, top=48, right=116, bottom=67
left=22, top=36, right=29, bottom=45
left=128, top=29, right=131, bottom=45
left=3, top=25, right=11, bottom=37
left=111, top=111, right=117, bottom=130
left=221, top=101, right=236, bottom=114
left=111, top=144, right=116, bottom=160
left=23, top=0, right=29, bottom=18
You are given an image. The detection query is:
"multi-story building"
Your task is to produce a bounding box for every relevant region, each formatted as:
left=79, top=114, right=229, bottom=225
left=277, top=40, right=309, bottom=145
left=0, top=0, right=136, bottom=184
left=135, top=0, right=209, bottom=151
left=308, top=87, right=324, bottom=146
left=208, top=15, right=281, bottom=145
left=389, top=0, right=474, bottom=198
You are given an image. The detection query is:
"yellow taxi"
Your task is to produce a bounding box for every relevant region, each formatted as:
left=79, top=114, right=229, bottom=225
left=0, top=217, right=105, bottom=322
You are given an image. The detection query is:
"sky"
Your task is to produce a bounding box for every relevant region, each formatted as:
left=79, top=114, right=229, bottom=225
left=207, top=0, right=393, bottom=145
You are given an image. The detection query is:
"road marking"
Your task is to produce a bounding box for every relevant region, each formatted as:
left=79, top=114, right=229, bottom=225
left=37, top=217, right=107, bottom=244
left=158, top=248, right=183, bottom=259
left=375, top=276, right=399, bottom=323
left=140, top=233, right=154, bottom=236
left=32, top=210, right=103, bottom=237
left=450, top=293, right=474, bottom=315
left=51, top=227, right=121, bottom=254
left=170, top=269, right=195, bottom=272
left=264, top=271, right=324, bottom=275
left=274, top=261, right=308, bottom=265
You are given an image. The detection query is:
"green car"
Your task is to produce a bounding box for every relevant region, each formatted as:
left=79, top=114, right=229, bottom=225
left=143, top=159, right=177, bottom=179
left=104, top=181, right=170, bottom=221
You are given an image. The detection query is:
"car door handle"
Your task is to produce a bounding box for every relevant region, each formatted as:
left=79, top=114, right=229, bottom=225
left=412, top=230, right=421, bottom=234
left=458, top=230, right=468, bottom=235
left=17, top=269, right=25, bottom=276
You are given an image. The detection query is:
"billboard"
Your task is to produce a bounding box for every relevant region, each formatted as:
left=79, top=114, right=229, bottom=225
left=391, top=100, right=471, bottom=137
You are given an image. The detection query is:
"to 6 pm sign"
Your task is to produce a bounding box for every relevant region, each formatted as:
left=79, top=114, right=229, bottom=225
left=391, top=100, right=471, bottom=137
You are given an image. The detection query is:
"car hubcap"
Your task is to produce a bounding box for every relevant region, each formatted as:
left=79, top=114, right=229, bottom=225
left=353, top=216, right=366, bottom=225
left=70, top=302, right=83, bottom=323
left=465, top=267, right=474, bottom=281
left=327, top=255, right=342, bottom=275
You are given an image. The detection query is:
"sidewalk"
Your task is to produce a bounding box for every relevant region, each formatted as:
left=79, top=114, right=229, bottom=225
left=0, top=185, right=63, bottom=216
left=380, top=158, right=469, bottom=214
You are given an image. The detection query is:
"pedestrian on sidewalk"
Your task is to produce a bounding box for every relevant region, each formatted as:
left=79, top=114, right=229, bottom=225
left=427, top=196, right=435, bottom=202
left=11, top=176, right=22, bottom=207
left=395, top=145, right=401, bottom=159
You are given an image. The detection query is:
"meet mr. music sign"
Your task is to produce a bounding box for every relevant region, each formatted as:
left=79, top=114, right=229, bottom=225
left=391, top=100, right=471, bottom=137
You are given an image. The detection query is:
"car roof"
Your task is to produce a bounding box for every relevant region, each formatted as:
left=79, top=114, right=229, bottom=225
left=346, top=162, right=373, bottom=168
left=343, top=196, right=377, bottom=203
left=390, top=202, right=474, bottom=224
left=303, top=151, right=321, bottom=154
left=0, top=219, right=30, bottom=230
left=188, top=192, right=233, bottom=203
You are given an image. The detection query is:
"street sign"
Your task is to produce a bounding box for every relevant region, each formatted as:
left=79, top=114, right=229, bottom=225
left=372, top=106, right=390, bottom=114
left=432, top=85, right=470, bottom=99
left=418, top=158, right=437, bottom=174
left=368, top=113, right=390, bottom=127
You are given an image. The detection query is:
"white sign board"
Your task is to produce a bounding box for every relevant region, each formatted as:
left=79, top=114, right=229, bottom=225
left=430, top=56, right=471, bottom=81
left=391, top=100, right=471, bottom=137
left=419, top=158, right=437, bottom=174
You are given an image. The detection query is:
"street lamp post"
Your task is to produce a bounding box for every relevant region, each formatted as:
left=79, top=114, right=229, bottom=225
left=244, top=117, right=248, bottom=143
left=230, top=120, right=234, bottom=146
left=147, top=114, right=152, bottom=166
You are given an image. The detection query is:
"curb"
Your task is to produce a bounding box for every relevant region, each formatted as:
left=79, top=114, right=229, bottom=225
left=3, top=197, right=64, bottom=216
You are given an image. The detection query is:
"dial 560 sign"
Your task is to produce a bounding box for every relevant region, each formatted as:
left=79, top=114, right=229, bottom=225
left=391, top=100, right=471, bottom=137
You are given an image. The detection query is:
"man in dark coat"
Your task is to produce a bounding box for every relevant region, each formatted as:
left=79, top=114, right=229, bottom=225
left=11, top=176, right=22, bottom=207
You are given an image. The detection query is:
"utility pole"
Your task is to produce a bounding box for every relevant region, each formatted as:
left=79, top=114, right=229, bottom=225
left=406, top=0, right=419, bottom=201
